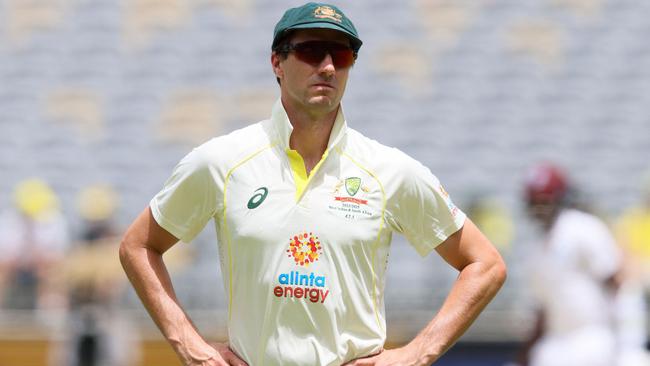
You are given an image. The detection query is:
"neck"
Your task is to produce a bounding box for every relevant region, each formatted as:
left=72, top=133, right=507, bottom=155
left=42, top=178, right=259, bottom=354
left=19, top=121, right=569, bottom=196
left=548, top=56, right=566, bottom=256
left=282, top=99, right=339, bottom=173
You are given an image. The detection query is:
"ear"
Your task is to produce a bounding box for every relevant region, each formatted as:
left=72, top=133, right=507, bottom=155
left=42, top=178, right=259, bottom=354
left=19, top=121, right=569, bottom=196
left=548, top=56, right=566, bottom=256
left=271, top=53, right=284, bottom=80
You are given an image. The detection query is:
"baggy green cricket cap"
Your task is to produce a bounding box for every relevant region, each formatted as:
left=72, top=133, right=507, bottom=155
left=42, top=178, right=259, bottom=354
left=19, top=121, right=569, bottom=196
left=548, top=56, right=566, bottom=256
left=272, top=2, right=362, bottom=52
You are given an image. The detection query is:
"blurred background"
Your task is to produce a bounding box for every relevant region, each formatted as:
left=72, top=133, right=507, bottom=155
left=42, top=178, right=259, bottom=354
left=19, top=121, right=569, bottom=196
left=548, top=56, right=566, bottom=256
left=0, top=0, right=649, bottom=365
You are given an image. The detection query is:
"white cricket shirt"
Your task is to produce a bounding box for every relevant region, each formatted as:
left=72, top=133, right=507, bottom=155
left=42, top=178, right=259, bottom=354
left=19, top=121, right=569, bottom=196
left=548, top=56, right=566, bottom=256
left=151, top=100, right=466, bottom=366
left=529, top=209, right=621, bottom=336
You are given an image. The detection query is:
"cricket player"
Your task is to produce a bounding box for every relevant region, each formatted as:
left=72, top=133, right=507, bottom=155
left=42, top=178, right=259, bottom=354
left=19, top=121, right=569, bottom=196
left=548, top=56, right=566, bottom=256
left=517, top=163, right=624, bottom=366
left=119, top=3, right=507, bottom=365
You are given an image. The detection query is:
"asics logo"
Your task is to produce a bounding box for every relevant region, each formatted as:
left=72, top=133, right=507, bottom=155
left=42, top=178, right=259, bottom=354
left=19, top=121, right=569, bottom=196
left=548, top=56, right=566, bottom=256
left=247, top=187, right=268, bottom=209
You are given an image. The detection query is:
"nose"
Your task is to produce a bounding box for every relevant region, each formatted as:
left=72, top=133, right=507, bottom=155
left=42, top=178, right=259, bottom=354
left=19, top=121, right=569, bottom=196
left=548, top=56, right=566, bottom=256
left=318, top=53, right=336, bottom=77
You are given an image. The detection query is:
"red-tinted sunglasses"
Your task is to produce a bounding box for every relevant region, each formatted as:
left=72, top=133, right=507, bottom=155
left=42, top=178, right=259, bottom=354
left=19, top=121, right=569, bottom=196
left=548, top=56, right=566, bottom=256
left=281, top=40, right=357, bottom=69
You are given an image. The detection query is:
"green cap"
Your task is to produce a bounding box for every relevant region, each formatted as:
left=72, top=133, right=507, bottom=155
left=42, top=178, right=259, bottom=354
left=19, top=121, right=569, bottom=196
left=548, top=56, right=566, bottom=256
left=272, top=2, right=362, bottom=52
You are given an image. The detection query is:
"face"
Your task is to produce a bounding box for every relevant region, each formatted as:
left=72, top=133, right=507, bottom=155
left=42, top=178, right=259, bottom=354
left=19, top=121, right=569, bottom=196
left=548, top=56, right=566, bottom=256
left=526, top=199, right=559, bottom=229
left=272, top=28, right=353, bottom=116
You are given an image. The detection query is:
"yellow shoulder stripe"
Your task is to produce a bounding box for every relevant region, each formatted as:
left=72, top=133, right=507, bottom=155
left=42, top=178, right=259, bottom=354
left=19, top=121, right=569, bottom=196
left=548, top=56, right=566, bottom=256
left=335, top=147, right=387, bottom=333
left=223, top=143, right=276, bottom=321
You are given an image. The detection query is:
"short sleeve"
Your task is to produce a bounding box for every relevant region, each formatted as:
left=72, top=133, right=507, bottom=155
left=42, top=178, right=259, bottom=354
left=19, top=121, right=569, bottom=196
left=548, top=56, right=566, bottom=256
left=386, top=156, right=466, bottom=256
left=150, top=148, right=222, bottom=243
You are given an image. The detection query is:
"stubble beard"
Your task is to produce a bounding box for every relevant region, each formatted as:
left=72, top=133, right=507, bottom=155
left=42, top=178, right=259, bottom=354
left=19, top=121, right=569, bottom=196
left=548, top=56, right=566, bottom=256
left=306, top=82, right=345, bottom=112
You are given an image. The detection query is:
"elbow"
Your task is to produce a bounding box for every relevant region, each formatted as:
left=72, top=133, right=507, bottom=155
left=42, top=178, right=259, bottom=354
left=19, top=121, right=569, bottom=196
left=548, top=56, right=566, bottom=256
left=118, top=237, right=132, bottom=270
left=492, top=255, right=508, bottom=289
left=496, top=261, right=508, bottom=287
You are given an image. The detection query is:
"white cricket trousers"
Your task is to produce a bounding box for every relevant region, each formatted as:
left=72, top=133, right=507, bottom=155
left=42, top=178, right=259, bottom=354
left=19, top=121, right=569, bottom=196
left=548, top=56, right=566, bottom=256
left=530, top=326, right=616, bottom=366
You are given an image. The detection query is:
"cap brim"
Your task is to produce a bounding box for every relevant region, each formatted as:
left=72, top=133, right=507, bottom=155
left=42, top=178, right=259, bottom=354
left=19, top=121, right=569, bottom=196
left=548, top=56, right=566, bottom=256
left=283, top=22, right=362, bottom=51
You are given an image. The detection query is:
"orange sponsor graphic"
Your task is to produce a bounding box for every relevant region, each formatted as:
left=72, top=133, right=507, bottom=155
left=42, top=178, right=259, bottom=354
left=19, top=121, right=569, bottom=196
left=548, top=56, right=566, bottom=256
left=287, top=232, right=322, bottom=267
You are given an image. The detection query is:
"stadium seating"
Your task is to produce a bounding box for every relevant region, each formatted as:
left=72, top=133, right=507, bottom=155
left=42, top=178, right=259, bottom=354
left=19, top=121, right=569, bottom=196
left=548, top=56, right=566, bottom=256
left=0, top=0, right=648, bottom=352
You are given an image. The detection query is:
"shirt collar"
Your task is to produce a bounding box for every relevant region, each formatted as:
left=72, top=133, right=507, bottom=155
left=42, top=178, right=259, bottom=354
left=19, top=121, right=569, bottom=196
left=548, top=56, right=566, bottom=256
left=270, top=98, right=348, bottom=151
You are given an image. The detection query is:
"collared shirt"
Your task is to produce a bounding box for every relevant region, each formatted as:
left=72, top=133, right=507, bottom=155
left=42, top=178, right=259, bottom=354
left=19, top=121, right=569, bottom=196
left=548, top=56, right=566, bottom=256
left=150, top=99, right=466, bottom=366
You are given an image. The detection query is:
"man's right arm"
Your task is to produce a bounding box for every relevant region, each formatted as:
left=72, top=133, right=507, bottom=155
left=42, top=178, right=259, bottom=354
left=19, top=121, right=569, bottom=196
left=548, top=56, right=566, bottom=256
left=119, top=207, right=246, bottom=366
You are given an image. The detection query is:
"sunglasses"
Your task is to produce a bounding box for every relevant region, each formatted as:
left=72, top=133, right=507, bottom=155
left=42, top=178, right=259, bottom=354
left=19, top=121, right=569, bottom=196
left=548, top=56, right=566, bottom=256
left=281, top=40, right=357, bottom=69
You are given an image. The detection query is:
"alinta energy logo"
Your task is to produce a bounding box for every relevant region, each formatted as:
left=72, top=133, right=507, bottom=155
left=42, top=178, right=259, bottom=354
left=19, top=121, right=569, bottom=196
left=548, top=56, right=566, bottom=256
left=287, top=232, right=322, bottom=267
left=273, top=231, right=330, bottom=304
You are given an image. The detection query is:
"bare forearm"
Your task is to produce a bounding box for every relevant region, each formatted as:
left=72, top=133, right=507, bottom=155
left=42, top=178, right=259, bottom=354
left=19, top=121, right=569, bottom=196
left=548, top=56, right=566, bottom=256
left=407, top=260, right=506, bottom=363
left=119, top=244, right=215, bottom=363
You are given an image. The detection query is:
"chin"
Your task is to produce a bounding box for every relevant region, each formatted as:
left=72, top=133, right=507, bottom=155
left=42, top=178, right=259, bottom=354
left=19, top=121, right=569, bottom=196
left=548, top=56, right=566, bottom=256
left=307, top=95, right=337, bottom=108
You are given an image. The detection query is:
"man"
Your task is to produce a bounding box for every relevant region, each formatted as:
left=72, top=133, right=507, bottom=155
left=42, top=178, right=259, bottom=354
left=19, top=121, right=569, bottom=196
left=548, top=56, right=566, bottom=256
left=119, top=3, right=506, bottom=365
left=517, top=163, right=623, bottom=366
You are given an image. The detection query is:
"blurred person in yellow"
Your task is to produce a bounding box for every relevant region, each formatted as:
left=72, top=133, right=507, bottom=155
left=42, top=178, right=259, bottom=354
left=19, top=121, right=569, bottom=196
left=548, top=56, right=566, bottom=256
left=119, top=2, right=506, bottom=366
left=616, top=173, right=650, bottom=278
left=614, top=173, right=650, bottom=366
left=464, top=196, right=514, bottom=254
left=515, top=163, right=649, bottom=366
left=53, top=184, right=140, bottom=366
left=0, top=178, right=69, bottom=311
